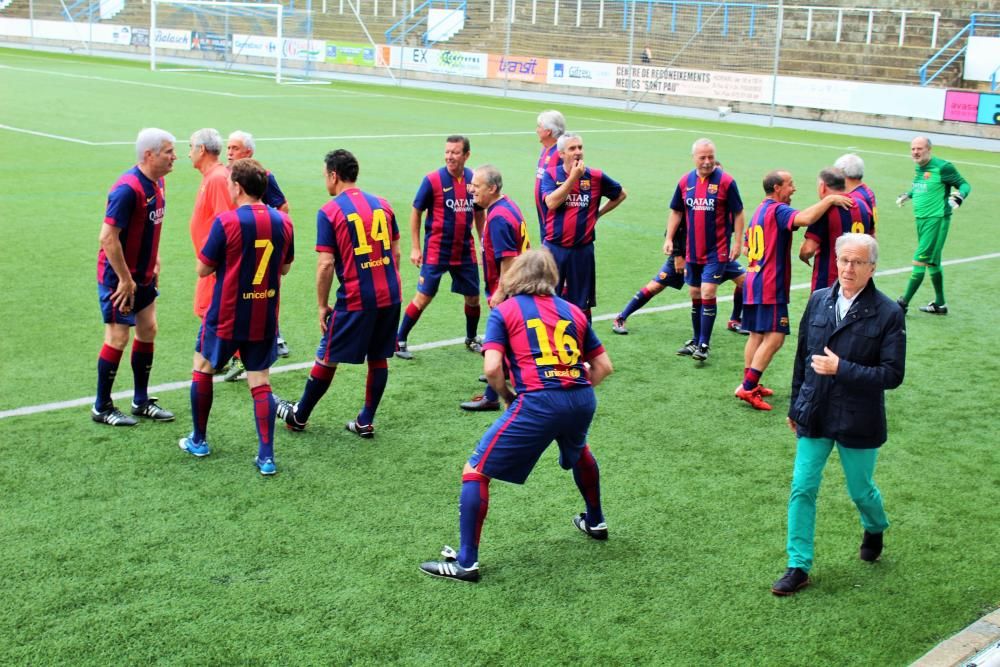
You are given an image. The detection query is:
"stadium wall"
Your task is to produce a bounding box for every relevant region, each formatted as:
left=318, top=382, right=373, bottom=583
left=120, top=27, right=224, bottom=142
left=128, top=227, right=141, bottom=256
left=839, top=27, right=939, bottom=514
left=1, top=15, right=996, bottom=136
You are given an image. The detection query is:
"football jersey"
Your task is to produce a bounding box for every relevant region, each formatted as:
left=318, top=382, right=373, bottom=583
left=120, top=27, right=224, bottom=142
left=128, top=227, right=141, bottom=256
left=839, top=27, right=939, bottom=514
left=849, top=183, right=878, bottom=236
left=668, top=167, right=743, bottom=264
left=317, top=188, right=402, bottom=312
left=263, top=171, right=287, bottom=210
left=805, top=198, right=874, bottom=292
left=97, top=166, right=165, bottom=287
left=482, top=195, right=530, bottom=297
left=482, top=293, right=605, bottom=394
left=539, top=165, right=622, bottom=247
left=199, top=203, right=294, bottom=341
left=534, top=143, right=561, bottom=230
left=743, top=198, right=799, bottom=305
left=413, top=166, right=478, bottom=266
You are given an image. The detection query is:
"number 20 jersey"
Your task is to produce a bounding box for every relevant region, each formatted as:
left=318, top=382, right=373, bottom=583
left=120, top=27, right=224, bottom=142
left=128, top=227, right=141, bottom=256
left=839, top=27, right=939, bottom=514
left=482, top=294, right=605, bottom=394
left=316, top=187, right=402, bottom=312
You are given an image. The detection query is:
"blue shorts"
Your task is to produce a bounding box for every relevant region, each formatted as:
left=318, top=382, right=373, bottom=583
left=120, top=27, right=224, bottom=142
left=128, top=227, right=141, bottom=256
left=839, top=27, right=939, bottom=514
left=652, top=256, right=685, bottom=290
left=742, top=304, right=790, bottom=334
left=685, top=260, right=745, bottom=288
left=544, top=241, right=596, bottom=310
left=468, top=387, right=597, bottom=485
left=316, top=304, right=401, bottom=364
left=98, top=281, right=158, bottom=325
left=416, top=263, right=480, bottom=297
left=196, top=324, right=277, bottom=372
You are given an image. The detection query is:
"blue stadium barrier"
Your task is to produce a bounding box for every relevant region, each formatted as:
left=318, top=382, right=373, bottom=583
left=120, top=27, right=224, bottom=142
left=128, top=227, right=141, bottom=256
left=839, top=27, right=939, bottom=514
left=919, top=13, right=1000, bottom=86
left=385, top=0, right=467, bottom=46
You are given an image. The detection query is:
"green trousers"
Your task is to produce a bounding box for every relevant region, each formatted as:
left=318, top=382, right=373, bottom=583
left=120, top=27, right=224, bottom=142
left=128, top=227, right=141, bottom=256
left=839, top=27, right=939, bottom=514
left=786, top=437, right=889, bottom=572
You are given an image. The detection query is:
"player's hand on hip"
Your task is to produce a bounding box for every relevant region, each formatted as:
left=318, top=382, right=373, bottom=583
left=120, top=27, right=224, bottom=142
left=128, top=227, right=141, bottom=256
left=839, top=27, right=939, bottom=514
left=112, top=278, right=136, bottom=313
left=318, top=306, right=332, bottom=334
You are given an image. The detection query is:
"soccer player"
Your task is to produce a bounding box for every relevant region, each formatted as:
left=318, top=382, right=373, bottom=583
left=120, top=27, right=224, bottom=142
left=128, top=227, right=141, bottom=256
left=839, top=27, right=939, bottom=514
left=188, top=128, right=232, bottom=321
left=276, top=149, right=402, bottom=438
left=227, top=129, right=292, bottom=359
left=895, top=136, right=971, bottom=315
left=180, top=158, right=295, bottom=475
left=735, top=170, right=854, bottom=411
left=395, top=136, right=485, bottom=360
left=663, top=140, right=746, bottom=360
left=540, top=133, right=627, bottom=320
left=419, top=249, right=614, bottom=583
left=459, top=164, right=530, bottom=412
left=834, top=153, right=878, bottom=235
left=799, top=167, right=874, bottom=292
left=92, top=128, right=178, bottom=427
left=534, top=109, right=566, bottom=234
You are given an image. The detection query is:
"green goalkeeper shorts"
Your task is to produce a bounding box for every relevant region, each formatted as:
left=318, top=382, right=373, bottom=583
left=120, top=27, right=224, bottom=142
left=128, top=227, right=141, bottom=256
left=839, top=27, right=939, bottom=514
left=913, top=215, right=950, bottom=266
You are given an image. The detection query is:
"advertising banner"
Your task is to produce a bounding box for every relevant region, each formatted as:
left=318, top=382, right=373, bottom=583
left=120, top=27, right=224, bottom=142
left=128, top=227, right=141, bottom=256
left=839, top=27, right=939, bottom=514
left=943, top=90, right=980, bottom=123
left=192, top=31, right=230, bottom=53
left=233, top=34, right=325, bottom=62
left=400, top=47, right=487, bottom=78
left=326, top=43, right=376, bottom=67
left=130, top=27, right=149, bottom=47
left=153, top=28, right=192, bottom=50
left=965, top=36, right=1000, bottom=81
left=774, top=76, right=946, bottom=121
left=612, top=64, right=770, bottom=103
left=487, top=54, right=548, bottom=84
left=547, top=59, right=616, bottom=89
left=977, top=93, right=1000, bottom=125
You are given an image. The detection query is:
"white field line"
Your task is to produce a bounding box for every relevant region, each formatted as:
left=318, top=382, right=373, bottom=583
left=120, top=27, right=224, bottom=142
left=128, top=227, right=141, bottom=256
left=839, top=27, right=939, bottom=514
left=2, top=252, right=997, bottom=421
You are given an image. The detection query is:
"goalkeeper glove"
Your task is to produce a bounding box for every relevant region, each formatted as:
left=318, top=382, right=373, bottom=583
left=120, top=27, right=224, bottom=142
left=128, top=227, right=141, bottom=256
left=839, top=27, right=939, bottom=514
left=895, top=193, right=911, bottom=207
left=948, top=192, right=964, bottom=210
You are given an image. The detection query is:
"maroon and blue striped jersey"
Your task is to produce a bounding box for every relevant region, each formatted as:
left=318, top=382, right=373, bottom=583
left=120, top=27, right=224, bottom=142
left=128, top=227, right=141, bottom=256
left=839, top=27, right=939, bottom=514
left=263, top=171, right=287, bottom=210
left=805, top=198, right=873, bottom=292
left=97, top=166, right=165, bottom=287
left=482, top=195, right=530, bottom=297
left=539, top=166, right=622, bottom=247
left=744, top=198, right=799, bottom=305
left=849, top=183, right=878, bottom=236
left=668, top=167, right=743, bottom=264
left=482, top=293, right=605, bottom=394
left=413, top=166, right=478, bottom=266
left=534, top=143, right=561, bottom=229
left=198, top=203, right=294, bottom=341
left=317, top=188, right=402, bottom=312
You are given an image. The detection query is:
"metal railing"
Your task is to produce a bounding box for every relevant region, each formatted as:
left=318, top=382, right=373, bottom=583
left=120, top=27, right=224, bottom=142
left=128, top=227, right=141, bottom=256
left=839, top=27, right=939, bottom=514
left=919, top=13, right=1000, bottom=86
left=385, top=0, right=465, bottom=44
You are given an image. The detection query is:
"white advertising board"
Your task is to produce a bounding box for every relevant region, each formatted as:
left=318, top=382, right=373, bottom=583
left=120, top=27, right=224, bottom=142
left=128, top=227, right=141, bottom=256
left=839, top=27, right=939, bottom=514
left=232, top=34, right=325, bottom=62
left=0, top=17, right=132, bottom=45
left=774, top=76, right=946, bottom=121
left=546, top=59, right=617, bottom=89
left=399, top=47, right=487, bottom=78
left=613, top=64, right=771, bottom=103
left=965, top=36, right=1000, bottom=82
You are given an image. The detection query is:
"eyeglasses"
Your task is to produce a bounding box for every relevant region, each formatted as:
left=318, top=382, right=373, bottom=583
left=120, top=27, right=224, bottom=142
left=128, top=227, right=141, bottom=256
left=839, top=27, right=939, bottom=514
left=836, top=258, right=873, bottom=268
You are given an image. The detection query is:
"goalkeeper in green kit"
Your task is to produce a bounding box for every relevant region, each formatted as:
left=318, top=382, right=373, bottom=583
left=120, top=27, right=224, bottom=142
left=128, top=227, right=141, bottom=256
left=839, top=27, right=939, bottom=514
left=895, top=136, right=971, bottom=315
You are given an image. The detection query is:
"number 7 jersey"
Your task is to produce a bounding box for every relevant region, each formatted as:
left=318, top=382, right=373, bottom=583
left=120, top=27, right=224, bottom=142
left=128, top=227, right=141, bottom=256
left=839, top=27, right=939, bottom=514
left=317, top=187, right=402, bottom=311
left=483, top=294, right=606, bottom=393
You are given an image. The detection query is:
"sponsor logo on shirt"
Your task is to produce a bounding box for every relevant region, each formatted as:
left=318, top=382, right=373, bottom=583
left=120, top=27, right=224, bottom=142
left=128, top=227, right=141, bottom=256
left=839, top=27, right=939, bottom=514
left=445, top=198, right=475, bottom=212
left=544, top=368, right=581, bottom=379
left=564, top=193, right=591, bottom=208
left=361, top=256, right=392, bottom=270
left=707, top=184, right=719, bottom=194
left=243, top=288, right=277, bottom=300
left=443, top=186, right=453, bottom=192
left=684, top=197, right=716, bottom=211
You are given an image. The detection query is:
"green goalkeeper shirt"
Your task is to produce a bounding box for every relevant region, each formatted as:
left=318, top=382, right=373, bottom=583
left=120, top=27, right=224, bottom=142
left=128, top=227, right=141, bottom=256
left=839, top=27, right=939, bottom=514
left=907, top=156, right=971, bottom=219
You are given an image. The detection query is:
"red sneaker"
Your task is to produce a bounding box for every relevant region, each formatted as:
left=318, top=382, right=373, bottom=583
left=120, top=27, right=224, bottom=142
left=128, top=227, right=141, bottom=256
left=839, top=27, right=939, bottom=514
left=735, top=386, right=773, bottom=411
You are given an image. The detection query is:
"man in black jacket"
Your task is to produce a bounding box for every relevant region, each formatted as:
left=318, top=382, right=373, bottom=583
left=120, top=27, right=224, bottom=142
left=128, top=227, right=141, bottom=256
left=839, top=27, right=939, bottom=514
left=772, top=233, right=906, bottom=596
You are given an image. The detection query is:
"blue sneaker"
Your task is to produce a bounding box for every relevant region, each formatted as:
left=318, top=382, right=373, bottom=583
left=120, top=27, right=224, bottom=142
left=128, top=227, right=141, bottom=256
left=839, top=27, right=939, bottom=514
left=178, top=434, right=211, bottom=457
left=254, top=456, right=277, bottom=476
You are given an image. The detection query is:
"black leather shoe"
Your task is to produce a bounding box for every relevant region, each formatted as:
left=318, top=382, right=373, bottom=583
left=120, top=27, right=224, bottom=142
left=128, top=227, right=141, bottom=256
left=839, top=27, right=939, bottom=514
left=860, top=530, right=884, bottom=562
left=460, top=395, right=501, bottom=411
left=771, top=567, right=810, bottom=596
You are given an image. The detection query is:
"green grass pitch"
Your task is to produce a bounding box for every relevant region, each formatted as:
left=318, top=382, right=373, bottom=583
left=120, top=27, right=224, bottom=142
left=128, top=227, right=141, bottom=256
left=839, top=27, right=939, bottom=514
left=0, top=48, right=998, bottom=664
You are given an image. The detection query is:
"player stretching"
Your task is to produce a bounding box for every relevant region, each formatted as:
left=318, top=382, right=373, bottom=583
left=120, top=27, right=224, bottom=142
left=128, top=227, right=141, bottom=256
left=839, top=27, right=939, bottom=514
left=420, top=249, right=613, bottom=582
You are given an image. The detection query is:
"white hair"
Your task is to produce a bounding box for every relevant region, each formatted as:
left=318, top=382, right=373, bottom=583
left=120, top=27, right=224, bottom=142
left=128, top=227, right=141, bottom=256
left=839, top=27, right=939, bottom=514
left=228, top=130, right=255, bottom=153
left=836, top=232, right=878, bottom=265
left=190, top=128, right=223, bottom=155
left=556, top=132, right=581, bottom=153
left=834, top=153, right=865, bottom=180
left=691, top=138, right=715, bottom=154
left=135, top=128, right=175, bottom=163
left=537, top=110, right=566, bottom=139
